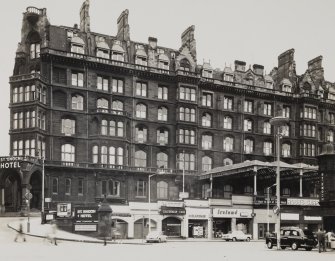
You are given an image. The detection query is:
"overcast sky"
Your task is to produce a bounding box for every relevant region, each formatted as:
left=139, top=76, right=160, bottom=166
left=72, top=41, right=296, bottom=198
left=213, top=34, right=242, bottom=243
left=0, top=0, right=334, bottom=156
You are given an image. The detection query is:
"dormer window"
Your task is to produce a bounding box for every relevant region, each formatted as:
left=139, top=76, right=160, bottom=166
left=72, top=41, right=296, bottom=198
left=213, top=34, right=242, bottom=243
left=224, top=74, right=233, bottom=82
left=266, top=81, right=273, bottom=89
left=202, top=69, right=213, bottom=78
left=71, top=36, right=85, bottom=54
left=180, top=59, right=190, bottom=71
left=135, top=48, right=148, bottom=66
left=158, top=54, right=169, bottom=70
left=96, top=41, right=110, bottom=59
left=111, top=43, right=125, bottom=61
left=281, top=79, right=292, bottom=93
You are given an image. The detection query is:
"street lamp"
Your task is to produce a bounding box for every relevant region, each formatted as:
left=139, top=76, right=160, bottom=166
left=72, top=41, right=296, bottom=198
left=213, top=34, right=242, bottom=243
left=269, top=116, right=289, bottom=250
left=148, top=174, right=156, bottom=234
left=41, top=156, right=45, bottom=222
left=266, top=183, right=276, bottom=233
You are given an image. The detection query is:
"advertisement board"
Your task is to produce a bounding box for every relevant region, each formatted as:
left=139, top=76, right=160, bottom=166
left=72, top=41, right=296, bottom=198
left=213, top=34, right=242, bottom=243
left=74, top=206, right=98, bottom=223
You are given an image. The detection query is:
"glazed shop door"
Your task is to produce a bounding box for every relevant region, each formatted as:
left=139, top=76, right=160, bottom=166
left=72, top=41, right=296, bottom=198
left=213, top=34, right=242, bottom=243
left=162, top=217, right=181, bottom=237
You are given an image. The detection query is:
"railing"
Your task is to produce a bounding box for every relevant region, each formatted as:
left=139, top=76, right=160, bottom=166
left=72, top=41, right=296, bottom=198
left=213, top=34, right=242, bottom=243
left=9, top=72, right=47, bottom=83
left=44, top=160, right=198, bottom=175
left=26, top=7, right=42, bottom=15
left=176, top=70, right=199, bottom=78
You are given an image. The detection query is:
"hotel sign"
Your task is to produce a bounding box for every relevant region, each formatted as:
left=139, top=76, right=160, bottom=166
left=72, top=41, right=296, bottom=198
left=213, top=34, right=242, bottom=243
left=213, top=208, right=253, bottom=218
left=75, top=207, right=98, bottom=223
left=0, top=158, right=21, bottom=169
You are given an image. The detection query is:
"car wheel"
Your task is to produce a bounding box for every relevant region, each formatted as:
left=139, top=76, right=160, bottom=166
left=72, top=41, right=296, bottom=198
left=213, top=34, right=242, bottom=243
left=305, top=247, right=312, bottom=251
left=246, top=237, right=250, bottom=242
left=225, top=240, right=229, bottom=242
left=232, top=237, right=237, bottom=242
left=281, top=246, right=286, bottom=250
left=158, top=239, right=161, bottom=243
left=291, top=242, right=298, bottom=250
left=267, top=241, right=273, bottom=249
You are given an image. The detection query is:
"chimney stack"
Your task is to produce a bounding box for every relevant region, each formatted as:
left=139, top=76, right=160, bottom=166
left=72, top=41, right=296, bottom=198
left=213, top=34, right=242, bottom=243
left=116, top=9, right=130, bottom=41
left=80, top=0, right=90, bottom=32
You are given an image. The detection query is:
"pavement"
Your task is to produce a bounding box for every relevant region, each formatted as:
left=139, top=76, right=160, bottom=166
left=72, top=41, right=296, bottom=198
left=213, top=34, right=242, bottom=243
left=6, top=216, right=226, bottom=245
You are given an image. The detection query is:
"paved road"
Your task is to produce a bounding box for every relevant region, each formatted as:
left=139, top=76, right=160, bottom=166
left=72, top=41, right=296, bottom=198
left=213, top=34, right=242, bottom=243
left=1, top=217, right=334, bottom=261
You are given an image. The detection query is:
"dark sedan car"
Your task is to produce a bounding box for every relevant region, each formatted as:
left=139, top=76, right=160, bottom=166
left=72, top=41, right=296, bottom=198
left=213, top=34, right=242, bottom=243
left=266, top=227, right=317, bottom=251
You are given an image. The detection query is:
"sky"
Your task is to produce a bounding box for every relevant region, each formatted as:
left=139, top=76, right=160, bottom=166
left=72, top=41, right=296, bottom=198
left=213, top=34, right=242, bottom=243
left=0, top=0, right=334, bottom=156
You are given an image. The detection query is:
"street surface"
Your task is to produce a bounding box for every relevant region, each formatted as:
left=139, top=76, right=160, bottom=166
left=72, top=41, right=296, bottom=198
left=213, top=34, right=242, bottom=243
left=0, top=217, right=334, bottom=261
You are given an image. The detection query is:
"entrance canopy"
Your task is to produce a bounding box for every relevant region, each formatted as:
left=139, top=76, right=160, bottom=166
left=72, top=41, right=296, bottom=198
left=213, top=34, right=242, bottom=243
left=199, top=160, right=318, bottom=181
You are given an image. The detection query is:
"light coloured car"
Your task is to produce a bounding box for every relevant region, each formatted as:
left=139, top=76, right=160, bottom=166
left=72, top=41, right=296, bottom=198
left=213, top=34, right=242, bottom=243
left=222, top=230, right=252, bottom=241
left=145, top=231, right=167, bottom=243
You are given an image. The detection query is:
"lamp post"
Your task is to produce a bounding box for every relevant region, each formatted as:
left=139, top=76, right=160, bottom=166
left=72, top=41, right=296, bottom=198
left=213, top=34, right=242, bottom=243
left=267, top=183, right=277, bottom=233
left=148, top=174, right=156, bottom=234
left=41, top=157, right=45, bottom=223
left=269, top=116, right=289, bottom=250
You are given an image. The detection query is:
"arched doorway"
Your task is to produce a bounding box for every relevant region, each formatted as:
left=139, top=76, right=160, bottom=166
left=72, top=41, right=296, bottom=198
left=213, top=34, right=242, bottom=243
left=162, top=217, right=182, bottom=237
left=111, top=218, right=128, bottom=239
left=1, top=170, right=22, bottom=212
left=30, top=171, right=42, bottom=210
left=134, top=218, right=157, bottom=239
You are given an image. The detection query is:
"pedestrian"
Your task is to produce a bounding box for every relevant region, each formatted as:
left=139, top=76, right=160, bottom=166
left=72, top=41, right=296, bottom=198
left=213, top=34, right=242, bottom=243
left=326, top=231, right=333, bottom=249
left=316, top=229, right=326, bottom=253
left=14, top=219, right=26, bottom=242
left=48, top=220, right=58, bottom=246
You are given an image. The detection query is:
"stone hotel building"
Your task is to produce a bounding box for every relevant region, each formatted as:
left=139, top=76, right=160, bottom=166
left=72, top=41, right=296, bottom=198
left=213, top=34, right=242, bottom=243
left=1, top=1, right=335, bottom=239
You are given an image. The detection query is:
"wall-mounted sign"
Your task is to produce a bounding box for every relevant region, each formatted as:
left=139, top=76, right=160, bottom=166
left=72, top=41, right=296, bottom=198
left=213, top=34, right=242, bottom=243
left=74, top=206, right=98, bottom=223
left=213, top=208, right=253, bottom=218
left=304, top=216, right=322, bottom=221
left=281, top=213, right=299, bottom=221
left=57, top=203, right=72, bottom=218
left=186, top=208, right=210, bottom=220
left=160, top=206, right=186, bottom=215
left=253, top=196, right=287, bottom=206
left=159, top=201, right=184, bottom=208
left=286, top=198, right=319, bottom=206
left=74, top=224, right=97, bottom=232
left=0, top=161, right=21, bottom=169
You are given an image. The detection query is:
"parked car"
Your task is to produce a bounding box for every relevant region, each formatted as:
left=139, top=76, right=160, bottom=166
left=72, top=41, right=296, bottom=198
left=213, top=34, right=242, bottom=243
left=145, top=231, right=167, bottom=243
left=222, top=230, right=252, bottom=241
left=266, top=226, right=317, bottom=251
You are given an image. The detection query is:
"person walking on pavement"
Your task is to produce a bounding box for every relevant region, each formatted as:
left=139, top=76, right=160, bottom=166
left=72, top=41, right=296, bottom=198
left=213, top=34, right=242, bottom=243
left=48, top=220, right=58, bottom=246
left=14, top=219, right=26, bottom=242
left=316, top=229, right=326, bottom=253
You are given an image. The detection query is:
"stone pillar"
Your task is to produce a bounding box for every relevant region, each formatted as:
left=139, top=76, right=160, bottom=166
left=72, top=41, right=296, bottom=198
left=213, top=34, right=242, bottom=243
left=253, top=167, right=258, bottom=196
left=208, top=217, right=213, bottom=239
left=128, top=220, right=134, bottom=239
left=156, top=217, right=162, bottom=233
left=231, top=218, right=236, bottom=232
left=182, top=218, right=188, bottom=238
left=210, top=176, right=213, bottom=198
left=299, top=169, right=303, bottom=197
left=253, top=222, right=258, bottom=240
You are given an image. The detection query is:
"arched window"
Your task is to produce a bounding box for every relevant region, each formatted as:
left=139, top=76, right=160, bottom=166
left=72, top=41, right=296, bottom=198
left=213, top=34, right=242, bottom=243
left=202, top=134, right=213, bottom=150
left=92, top=145, right=98, bottom=163
left=112, top=100, right=123, bottom=112
left=202, top=113, right=212, bottom=127
left=179, top=59, right=190, bottom=71
left=157, top=129, right=168, bottom=145
left=61, top=144, right=75, bottom=163
left=101, top=146, right=108, bottom=164
left=223, top=136, right=234, bottom=152
left=135, top=126, right=147, bottom=143
left=97, top=98, right=109, bottom=113
left=52, top=177, right=58, bottom=194
left=117, top=147, right=124, bottom=165
left=108, top=146, right=123, bottom=165
left=65, top=178, right=71, bottom=195
left=263, top=121, right=271, bottom=134
left=244, top=119, right=253, bottom=132
left=223, top=158, right=233, bottom=166
left=244, top=138, right=254, bottom=154
left=135, top=150, right=147, bottom=167
left=282, top=187, right=291, bottom=197
left=327, top=130, right=334, bottom=142
left=157, top=181, right=168, bottom=199
left=109, top=146, right=116, bottom=165
left=158, top=107, right=168, bottom=121
left=178, top=152, right=195, bottom=170
left=30, top=42, right=41, bottom=59
left=223, top=116, right=232, bottom=129
left=71, top=95, right=84, bottom=110
left=202, top=156, right=212, bottom=171
left=136, top=103, right=147, bottom=118
left=282, top=143, right=291, bottom=157
left=157, top=152, right=168, bottom=169
left=281, top=124, right=290, bottom=137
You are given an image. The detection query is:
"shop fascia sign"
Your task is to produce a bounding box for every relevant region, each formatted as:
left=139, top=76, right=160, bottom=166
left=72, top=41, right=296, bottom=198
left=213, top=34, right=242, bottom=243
left=160, top=206, right=186, bottom=215
left=74, top=206, right=98, bottom=223
left=254, top=196, right=319, bottom=206
left=213, top=208, right=252, bottom=218
left=0, top=157, right=21, bottom=169
left=186, top=208, right=210, bottom=219
left=158, top=201, right=184, bottom=208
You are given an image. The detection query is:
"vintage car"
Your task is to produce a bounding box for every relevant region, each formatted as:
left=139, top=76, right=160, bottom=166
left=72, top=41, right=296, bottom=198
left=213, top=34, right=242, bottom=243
left=145, top=231, right=168, bottom=243
left=266, top=226, right=317, bottom=251
left=222, top=230, right=252, bottom=241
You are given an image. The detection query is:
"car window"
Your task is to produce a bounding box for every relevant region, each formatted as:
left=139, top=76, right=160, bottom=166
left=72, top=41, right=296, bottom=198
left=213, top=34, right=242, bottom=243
left=291, top=230, right=299, bottom=236
left=284, top=230, right=290, bottom=236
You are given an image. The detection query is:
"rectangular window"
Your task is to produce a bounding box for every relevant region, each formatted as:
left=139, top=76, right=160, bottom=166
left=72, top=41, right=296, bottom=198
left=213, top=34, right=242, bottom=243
left=112, top=79, right=124, bottom=93
left=18, top=112, right=23, bottom=129
left=30, top=43, right=40, bottom=59
left=178, top=129, right=195, bottom=144
left=62, top=119, right=75, bottom=135
left=52, top=178, right=58, bottom=194
left=179, top=86, right=196, bottom=101
left=13, top=113, right=18, bottom=129
left=97, top=76, right=109, bottom=91
left=301, top=124, right=316, bottom=137
left=244, top=100, right=253, bottom=113
left=136, top=180, right=147, bottom=197
left=78, top=178, right=84, bottom=195
left=53, top=67, right=67, bottom=85
left=65, top=178, right=71, bottom=195
left=202, top=92, right=213, bottom=107
left=158, top=86, right=168, bottom=100
left=136, top=82, right=147, bottom=97
left=71, top=72, right=84, bottom=87
left=329, top=112, right=335, bottom=124
left=304, top=106, right=317, bottom=120
left=223, top=97, right=233, bottom=110
left=264, top=103, right=272, bottom=116
left=283, top=106, right=290, bottom=118
left=177, top=153, right=195, bottom=171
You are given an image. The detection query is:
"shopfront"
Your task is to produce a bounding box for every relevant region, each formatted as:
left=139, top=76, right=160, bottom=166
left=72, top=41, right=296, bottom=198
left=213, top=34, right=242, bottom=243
left=160, top=206, right=185, bottom=237
left=186, top=208, right=210, bottom=238
left=213, top=208, right=253, bottom=236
